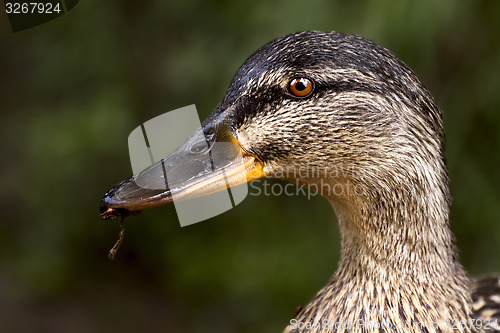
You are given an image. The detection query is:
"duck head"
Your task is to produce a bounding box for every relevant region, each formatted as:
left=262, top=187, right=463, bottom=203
left=101, top=30, right=447, bottom=225
left=100, top=31, right=476, bottom=331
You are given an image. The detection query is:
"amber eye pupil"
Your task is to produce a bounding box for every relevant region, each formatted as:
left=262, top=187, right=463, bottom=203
left=289, top=78, right=313, bottom=97
left=295, top=81, right=306, bottom=91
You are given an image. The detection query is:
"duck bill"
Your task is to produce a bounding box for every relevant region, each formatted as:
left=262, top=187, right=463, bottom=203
left=100, top=112, right=266, bottom=220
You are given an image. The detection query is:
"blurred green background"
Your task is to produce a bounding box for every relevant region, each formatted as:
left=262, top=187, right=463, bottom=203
left=1, top=1, right=499, bottom=332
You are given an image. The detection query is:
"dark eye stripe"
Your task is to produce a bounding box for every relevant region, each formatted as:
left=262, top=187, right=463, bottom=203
left=231, top=79, right=387, bottom=130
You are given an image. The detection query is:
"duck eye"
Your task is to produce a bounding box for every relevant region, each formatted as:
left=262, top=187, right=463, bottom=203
left=289, top=77, right=313, bottom=97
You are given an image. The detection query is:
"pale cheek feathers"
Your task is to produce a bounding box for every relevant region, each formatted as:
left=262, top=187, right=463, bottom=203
left=235, top=90, right=445, bottom=198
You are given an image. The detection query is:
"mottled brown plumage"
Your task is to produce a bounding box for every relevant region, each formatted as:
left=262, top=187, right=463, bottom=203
left=217, top=31, right=499, bottom=332
left=101, top=31, right=499, bottom=332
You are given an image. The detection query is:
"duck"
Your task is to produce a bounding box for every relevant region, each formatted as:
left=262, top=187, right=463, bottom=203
left=100, top=31, right=500, bottom=333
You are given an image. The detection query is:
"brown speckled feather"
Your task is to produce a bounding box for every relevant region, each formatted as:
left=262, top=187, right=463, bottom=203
left=472, top=276, right=500, bottom=332
left=101, top=30, right=500, bottom=333
left=215, top=31, right=500, bottom=333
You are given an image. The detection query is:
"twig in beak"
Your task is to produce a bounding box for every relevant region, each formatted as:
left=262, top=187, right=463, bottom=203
left=108, top=217, right=125, bottom=260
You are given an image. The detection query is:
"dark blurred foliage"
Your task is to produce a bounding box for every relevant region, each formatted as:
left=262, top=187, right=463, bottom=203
left=0, top=1, right=499, bottom=332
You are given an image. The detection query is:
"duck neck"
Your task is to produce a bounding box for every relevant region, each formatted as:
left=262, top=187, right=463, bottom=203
left=332, top=184, right=462, bottom=282
left=291, top=173, right=475, bottom=333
